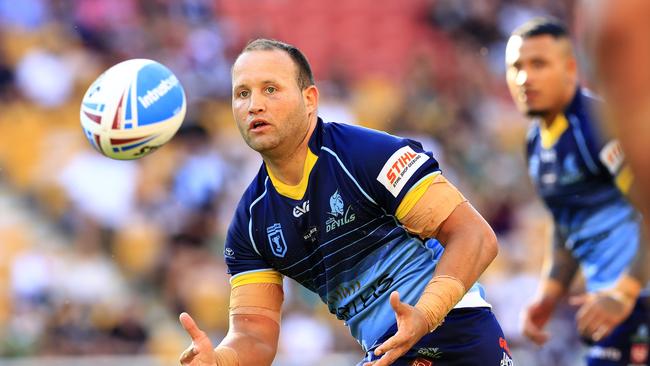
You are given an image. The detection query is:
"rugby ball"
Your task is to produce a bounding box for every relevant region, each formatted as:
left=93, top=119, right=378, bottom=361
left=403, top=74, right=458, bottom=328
left=80, top=59, right=186, bottom=160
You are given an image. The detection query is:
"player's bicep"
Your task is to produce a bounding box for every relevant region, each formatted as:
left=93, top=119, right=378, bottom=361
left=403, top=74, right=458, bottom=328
left=396, top=174, right=467, bottom=239
left=229, top=281, right=284, bottom=325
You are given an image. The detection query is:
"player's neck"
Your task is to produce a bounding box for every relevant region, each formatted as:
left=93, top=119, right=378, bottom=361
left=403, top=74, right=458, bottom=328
left=541, top=87, right=577, bottom=127
left=541, top=112, right=558, bottom=127
left=263, top=116, right=317, bottom=186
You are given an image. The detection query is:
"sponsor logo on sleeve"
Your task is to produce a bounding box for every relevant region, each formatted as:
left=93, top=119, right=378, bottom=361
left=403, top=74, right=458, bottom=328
left=599, top=139, right=625, bottom=174
left=376, top=146, right=430, bottom=197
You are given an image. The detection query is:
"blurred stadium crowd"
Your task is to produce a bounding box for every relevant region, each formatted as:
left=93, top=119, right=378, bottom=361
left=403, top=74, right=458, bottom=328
left=0, top=0, right=586, bottom=364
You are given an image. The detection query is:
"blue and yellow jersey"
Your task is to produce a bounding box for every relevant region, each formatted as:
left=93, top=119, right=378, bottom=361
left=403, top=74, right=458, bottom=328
left=225, top=118, right=489, bottom=351
left=526, top=88, right=641, bottom=291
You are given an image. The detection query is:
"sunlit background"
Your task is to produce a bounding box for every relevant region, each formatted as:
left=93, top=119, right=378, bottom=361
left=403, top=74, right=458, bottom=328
left=0, top=0, right=587, bottom=365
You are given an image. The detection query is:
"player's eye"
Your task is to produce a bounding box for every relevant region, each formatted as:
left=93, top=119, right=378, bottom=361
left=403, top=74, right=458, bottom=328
left=265, top=86, right=276, bottom=94
left=238, top=90, right=250, bottom=98
left=531, top=59, right=546, bottom=68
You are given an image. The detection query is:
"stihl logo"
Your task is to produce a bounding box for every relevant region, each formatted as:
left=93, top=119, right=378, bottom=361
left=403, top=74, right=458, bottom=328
left=599, top=139, right=625, bottom=174
left=293, top=200, right=310, bottom=217
left=386, top=151, right=418, bottom=184
left=377, top=146, right=430, bottom=197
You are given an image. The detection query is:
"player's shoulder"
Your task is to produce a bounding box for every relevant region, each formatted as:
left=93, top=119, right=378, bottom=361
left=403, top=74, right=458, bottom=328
left=580, top=88, right=604, bottom=109
left=568, top=88, right=604, bottom=124
left=230, top=165, right=269, bottom=225
left=320, top=121, right=416, bottom=158
left=323, top=121, right=401, bottom=144
left=569, top=88, right=615, bottom=145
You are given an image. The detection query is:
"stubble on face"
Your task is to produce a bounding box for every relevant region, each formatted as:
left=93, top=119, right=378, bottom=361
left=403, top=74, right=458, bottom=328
left=231, top=50, right=309, bottom=157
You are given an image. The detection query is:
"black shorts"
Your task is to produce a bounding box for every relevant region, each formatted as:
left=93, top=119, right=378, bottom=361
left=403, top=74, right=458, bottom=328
left=359, top=307, right=512, bottom=366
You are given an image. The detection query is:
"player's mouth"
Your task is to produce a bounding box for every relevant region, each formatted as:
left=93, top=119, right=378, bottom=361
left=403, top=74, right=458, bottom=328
left=523, top=89, right=539, bottom=102
left=249, top=118, right=270, bottom=131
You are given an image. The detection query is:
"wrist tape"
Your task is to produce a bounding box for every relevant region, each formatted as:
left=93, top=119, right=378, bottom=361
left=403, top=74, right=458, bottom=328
left=414, top=275, right=466, bottom=332
left=214, top=345, right=239, bottom=366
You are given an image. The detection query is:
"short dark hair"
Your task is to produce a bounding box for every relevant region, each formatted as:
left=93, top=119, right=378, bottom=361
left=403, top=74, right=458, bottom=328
left=511, top=17, right=568, bottom=39
left=241, top=38, right=315, bottom=90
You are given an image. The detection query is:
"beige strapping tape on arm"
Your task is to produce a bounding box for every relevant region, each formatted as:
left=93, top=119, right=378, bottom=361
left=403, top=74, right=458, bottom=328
left=414, top=275, right=466, bottom=332
left=400, top=175, right=467, bottom=239
left=229, top=283, right=283, bottom=325
left=214, top=345, right=239, bottom=366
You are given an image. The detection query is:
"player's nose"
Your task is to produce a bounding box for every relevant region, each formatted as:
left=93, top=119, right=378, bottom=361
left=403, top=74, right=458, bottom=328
left=248, top=91, right=266, bottom=114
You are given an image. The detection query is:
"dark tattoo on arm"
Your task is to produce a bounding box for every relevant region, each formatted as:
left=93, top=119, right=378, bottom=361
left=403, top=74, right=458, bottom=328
left=547, top=228, right=579, bottom=289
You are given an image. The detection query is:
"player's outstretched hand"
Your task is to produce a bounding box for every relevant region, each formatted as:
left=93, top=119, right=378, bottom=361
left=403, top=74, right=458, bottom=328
left=520, top=299, right=554, bottom=346
left=179, top=312, right=217, bottom=366
left=363, top=291, right=429, bottom=366
left=570, top=292, right=633, bottom=341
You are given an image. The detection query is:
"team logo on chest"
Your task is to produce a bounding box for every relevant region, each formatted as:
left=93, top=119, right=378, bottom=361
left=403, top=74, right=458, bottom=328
left=325, top=190, right=356, bottom=232
left=266, top=223, right=288, bottom=257
left=559, top=153, right=584, bottom=185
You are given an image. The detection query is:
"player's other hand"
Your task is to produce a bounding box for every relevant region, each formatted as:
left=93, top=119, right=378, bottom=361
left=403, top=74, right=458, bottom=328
left=520, top=298, right=555, bottom=346
left=363, top=291, right=429, bottom=366
left=570, top=292, right=633, bottom=342
left=179, top=312, right=217, bottom=366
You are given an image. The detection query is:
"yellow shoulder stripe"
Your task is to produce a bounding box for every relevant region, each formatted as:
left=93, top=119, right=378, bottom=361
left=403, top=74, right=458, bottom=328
left=395, top=172, right=441, bottom=220
left=615, top=164, right=634, bottom=195
left=540, top=114, right=569, bottom=149
left=267, top=149, right=318, bottom=200
left=230, top=270, right=283, bottom=289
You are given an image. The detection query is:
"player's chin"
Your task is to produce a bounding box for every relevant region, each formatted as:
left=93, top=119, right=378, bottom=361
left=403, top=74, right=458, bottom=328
left=246, top=137, right=280, bottom=154
left=526, top=108, right=548, bottom=118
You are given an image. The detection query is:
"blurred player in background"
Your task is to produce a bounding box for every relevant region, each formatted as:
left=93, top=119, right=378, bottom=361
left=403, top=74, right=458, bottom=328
left=575, top=1, right=650, bottom=358
left=178, top=39, right=511, bottom=366
left=506, top=17, right=649, bottom=365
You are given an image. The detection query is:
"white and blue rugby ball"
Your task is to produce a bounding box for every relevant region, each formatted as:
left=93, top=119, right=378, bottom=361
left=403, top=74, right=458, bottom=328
left=80, top=59, right=186, bottom=160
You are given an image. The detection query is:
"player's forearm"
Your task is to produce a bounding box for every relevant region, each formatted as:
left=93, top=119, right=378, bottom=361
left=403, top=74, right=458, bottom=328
left=414, top=203, right=498, bottom=331
left=433, top=206, right=498, bottom=288
left=545, top=244, right=579, bottom=298
left=216, top=333, right=277, bottom=366
left=216, top=316, right=280, bottom=366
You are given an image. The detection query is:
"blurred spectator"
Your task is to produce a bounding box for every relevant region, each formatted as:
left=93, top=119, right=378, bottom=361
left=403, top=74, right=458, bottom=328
left=0, top=0, right=582, bottom=364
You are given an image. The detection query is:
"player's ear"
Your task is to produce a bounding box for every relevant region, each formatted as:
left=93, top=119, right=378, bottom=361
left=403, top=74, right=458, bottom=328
left=303, top=85, right=319, bottom=114
left=564, top=44, right=578, bottom=82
